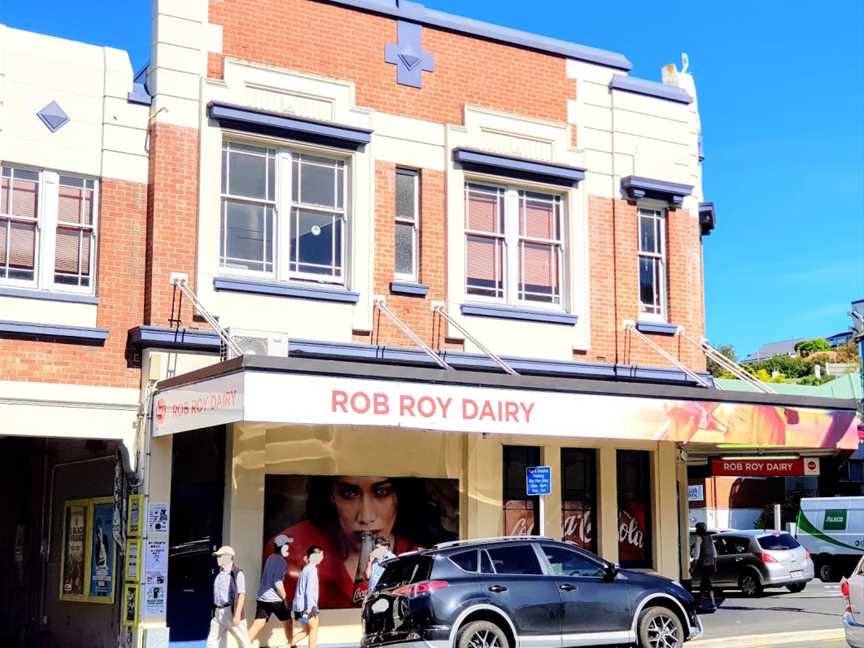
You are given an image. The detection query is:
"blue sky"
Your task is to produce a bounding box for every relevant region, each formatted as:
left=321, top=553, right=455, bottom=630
left=3, top=0, right=863, bottom=358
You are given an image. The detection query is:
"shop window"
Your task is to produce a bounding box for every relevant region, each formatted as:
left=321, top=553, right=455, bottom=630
left=486, top=544, right=543, bottom=575
left=502, top=445, right=540, bottom=536
left=394, top=168, right=419, bottom=281
left=220, top=142, right=347, bottom=284
left=465, top=183, right=564, bottom=307
left=617, top=450, right=652, bottom=568
left=637, top=207, right=667, bottom=321
left=561, top=448, right=596, bottom=552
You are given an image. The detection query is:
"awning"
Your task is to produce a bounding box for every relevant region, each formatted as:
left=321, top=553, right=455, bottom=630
left=152, top=356, right=860, bottom=450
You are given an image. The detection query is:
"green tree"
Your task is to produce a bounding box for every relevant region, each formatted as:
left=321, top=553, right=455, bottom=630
left=794, top=338, right=832, bottom=358
left=706, top=344, right=737, bottom=378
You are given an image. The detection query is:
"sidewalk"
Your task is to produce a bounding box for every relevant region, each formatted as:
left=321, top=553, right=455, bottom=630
left=693, top=627, right=845, bottom=647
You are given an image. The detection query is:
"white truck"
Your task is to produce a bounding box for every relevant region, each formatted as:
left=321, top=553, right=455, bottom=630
left=796, top=497, right=864, bottom=582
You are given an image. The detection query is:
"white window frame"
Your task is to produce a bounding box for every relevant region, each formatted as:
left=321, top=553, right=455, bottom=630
left=219, top=141, right=349, bottom=286
left=0, top=164, right=98, bottom=295
left=637, top=206, right=667, bottom=322
left=464, top=181, right=566, bottom=311
left=394, top=167, right=420, bottom=282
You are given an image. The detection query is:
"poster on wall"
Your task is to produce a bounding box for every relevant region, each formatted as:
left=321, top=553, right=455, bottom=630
left=127, top=495, right=143, bottom=538
left=125, top=539, right=141, bottom=582
left=263, top=475, right=459, bottom=609
left=88, top=498, right=117, bottom=603
left=60, top=500, right=89, bottom=600
left=147, top=503, right=169, bottom=535
left=503, top=500, right=535, bottom=536
left=123, top=584, right=139, bottom=628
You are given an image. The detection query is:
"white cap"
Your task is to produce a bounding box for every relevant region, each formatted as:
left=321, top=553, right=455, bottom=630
left=213, top=545, right=235, bottom=558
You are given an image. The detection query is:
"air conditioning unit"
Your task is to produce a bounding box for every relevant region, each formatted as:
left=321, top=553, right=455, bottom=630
left=224, top=328, right=289, bottom=360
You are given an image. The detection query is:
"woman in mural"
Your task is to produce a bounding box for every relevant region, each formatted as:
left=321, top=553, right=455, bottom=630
left=265, top=476, right=456, bottom=608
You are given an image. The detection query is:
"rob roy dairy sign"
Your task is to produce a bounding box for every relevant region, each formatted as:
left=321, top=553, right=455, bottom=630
left=711, top=457, right=820, bottom=477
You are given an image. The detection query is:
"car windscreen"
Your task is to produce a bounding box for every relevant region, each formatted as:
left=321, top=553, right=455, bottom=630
left=377, top=555, right=433, bottom=589
left=758, top=533, right=800, bottom=551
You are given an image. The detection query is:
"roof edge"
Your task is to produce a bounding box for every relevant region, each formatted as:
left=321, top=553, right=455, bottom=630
left=315, top=0, right=632, bottom=70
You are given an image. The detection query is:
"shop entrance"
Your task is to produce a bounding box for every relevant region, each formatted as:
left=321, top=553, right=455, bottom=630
left=0, top=436, right=119, bottom=648
left=167, top=426, right=225, bottom=647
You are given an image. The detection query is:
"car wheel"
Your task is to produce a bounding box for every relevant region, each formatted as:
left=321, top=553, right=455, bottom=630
left=786, top=582, right=806, bottom=593
left=638, top=606, right=685, bottom=648
left=457, top=620, right=510, bottom=648
left=740, top=570, right=763, bottom=597
left=819, top=562, right=837, bottom=583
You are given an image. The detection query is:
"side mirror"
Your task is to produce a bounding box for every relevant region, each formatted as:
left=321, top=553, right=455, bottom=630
left=603, top=561, right=619, bottom=581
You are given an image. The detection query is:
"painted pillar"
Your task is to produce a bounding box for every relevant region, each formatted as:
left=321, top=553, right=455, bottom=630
left=597, top=446, right=619, bottom=564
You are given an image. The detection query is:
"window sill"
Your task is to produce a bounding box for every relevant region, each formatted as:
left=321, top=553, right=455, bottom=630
left=389, top=281, right=429, bottom=297
left=0, top=320, right=108, bottom=345
left=461, top=303, right=578, bottom=326
left=213, top=277, right=360, bottom=304
left=0, top=286, right=99, bottom=305
left=635, top=321, right=679, bottom=336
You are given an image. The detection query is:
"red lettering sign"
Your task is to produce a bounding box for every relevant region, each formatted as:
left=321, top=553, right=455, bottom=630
left=710, top=457, right=819, bottom=477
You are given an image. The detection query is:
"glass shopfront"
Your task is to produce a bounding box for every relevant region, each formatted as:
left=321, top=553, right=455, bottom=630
left=560, top=448, right=596, bottom=552
left=502, top=445, right=540, bottom=535
left=617, top=450, right=653, bottom=568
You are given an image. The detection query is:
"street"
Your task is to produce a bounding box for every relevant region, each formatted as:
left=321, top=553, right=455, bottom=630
left=695, top=580, right=846, bottom=644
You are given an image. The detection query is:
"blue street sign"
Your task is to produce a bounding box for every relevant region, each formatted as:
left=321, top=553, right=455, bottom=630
left=526, top=466, right=552, bottom=496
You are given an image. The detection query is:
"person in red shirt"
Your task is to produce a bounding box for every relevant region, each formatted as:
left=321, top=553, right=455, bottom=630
left=265, top=476, right=455, bottom=609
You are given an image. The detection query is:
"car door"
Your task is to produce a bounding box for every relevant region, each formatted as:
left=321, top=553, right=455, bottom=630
left=483, top=543, right=563, bottom=646
left=538, top=543, right=635, bottom=642
left=712, top=536, right=739, bottom=587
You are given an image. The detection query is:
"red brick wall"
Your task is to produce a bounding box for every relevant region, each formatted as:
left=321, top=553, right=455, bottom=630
left=587, top=196, right=705, bottom=370
left=0, top=179, right=147, bottom=388
left=207, top=0, right=569, bottom=125
left=357, top=161, right=462, bottom=350
left=144, top=123, right=201, bottom=326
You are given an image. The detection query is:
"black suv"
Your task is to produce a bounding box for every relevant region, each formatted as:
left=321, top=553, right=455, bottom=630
left=361, top=536, right=703, bottom=648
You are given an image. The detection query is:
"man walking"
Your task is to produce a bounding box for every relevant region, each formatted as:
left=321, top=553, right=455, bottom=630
left=207, top=545, right=251, bottom=648
left=248, top=534, right=294, bottom=645
left=692, top=522, right=718, bottom=612
left=365, top=536, right=396, bottom=593
left=292, top=546, right=324, bottom=648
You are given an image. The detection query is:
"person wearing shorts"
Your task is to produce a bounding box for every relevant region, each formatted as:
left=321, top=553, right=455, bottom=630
left=292, top=546, right=324, bottom=648
left=248, top=535, right=294, bottom=645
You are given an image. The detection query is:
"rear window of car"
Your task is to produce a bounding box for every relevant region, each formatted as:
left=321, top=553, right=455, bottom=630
left=377, top=555, right=433, bottom=589
left=758, top=533, right=800, bottom=551
left=486, top=545, right=543, bottom=575
left=450, top=550, right=479, bottom=573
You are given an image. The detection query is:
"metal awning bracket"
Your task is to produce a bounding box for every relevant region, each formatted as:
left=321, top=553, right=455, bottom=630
left=373, top=298, right=454, bottom=371
left=433, top=305, right=518, bottom=376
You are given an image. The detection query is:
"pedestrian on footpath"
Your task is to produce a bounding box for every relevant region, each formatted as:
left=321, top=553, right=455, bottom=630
left=207, top=545, right=252, bottom=648
left=292, top=546, right=324, bottom=648
left=692, top=523, right=718, bottom=612
left=365, top=536, right=396, bottom=594
left=248, top=534, right=294, bottom=645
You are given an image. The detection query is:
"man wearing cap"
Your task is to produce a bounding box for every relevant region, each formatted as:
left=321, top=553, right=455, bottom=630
left=248, top=534, right=294, bottom=645
left=207, top=546, right=251, bottom=648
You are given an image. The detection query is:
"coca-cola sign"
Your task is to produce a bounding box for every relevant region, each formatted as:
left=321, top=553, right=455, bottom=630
left=504, top=500, right=536, bottom=536
left=618, top=504, right=649, bottom=565
left=561, top=504, right=593, bottom=550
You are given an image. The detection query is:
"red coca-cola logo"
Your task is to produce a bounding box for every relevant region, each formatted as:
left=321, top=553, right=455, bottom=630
left=618, top=510, right=645, bottom=549
left=155, top=399, right=166, bottom=424
left=562, top=510, right=593, bottom=548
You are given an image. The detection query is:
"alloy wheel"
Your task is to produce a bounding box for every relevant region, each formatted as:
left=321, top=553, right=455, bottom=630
left=467, top=629, right=504, bottom=648
left=742, top=574, right=759, bottom=596
left=645, top=612, right=682, bottom=648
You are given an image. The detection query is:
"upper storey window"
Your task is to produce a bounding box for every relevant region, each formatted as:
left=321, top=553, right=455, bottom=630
left=220, top=142, right=347, bottom=284
left=465, top=183, right=564, bottom=307
left=0, top=165, right=97, bottom=293
left=637, top=207, right=667, bottom=321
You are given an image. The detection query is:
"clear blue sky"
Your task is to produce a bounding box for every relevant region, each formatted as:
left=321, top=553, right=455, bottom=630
left=3, top=1, right=863, bottom=358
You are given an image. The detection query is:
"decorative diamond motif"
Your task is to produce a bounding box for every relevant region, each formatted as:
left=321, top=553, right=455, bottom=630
left=385, top=21, right=434, bottom=88
left=399, top=53, right=421, bottom=71
left=37, top=100, right=70, bottom=133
